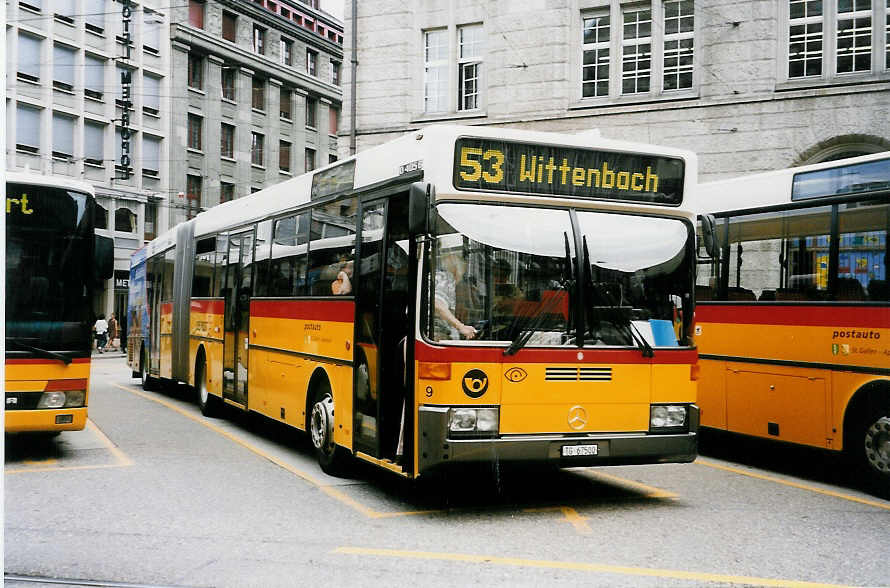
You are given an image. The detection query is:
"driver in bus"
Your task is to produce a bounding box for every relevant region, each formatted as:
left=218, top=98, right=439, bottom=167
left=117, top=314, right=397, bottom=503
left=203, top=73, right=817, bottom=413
left=434, top=252, right=477, bottom=340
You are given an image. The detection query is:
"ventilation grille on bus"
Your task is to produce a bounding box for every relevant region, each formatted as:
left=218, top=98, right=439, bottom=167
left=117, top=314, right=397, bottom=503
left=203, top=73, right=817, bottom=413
left=545, top=367, right=612, bottom=382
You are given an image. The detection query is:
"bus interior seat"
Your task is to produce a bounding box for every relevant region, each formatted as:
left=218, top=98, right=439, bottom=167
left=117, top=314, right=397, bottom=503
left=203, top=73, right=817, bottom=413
left=867, top=279, right=888, bottom=300
left=835, top=277, right=865, bottom=301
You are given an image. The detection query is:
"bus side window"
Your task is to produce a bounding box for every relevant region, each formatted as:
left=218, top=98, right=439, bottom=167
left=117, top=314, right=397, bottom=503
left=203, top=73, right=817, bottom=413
left=269, top=213, right=309, bottom=297
left=212, top=234, right=229, bottom=298
left=192, top=237, right=215, bottom=297
left=253, top=221, right=273, bottom=298
left=307, top=196, right=357, bottom=296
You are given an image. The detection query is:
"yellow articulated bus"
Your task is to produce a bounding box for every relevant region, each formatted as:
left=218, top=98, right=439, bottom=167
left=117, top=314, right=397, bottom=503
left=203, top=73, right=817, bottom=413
left=694, top=152, right=890, bottom=495
left=128, top=125, right=701, bottom=477
left=6, top=172, right=113, bottom=433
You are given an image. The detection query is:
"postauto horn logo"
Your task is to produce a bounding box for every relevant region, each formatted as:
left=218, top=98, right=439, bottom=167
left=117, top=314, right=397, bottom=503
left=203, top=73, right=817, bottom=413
left=462, top=369, right=489, bottom=399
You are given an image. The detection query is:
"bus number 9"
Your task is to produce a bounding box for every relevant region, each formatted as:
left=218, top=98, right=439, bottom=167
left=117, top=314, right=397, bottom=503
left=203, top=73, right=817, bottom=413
left=459, top=147, right=505, bottom=184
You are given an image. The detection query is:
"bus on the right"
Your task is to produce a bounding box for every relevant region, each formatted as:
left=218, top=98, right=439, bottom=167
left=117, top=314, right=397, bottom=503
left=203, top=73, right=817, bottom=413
left=694, top=152, right=890, bottom=497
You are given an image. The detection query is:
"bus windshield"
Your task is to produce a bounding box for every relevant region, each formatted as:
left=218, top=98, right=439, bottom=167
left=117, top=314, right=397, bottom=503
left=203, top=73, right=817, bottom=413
left=6, top=183, right=94, bottom=356
left=424, top=203, right=694, bottom=348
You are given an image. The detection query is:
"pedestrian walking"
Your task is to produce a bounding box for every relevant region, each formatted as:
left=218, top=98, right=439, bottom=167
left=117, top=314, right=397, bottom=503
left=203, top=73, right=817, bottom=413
left=107, top=313, right=118, bottom=352
left=93, top=315, right=108, bottom=353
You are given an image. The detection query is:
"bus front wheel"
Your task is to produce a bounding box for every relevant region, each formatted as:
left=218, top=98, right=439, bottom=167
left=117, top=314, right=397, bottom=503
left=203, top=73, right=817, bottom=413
left=309, top=386, right=349, bottom=476
left=861, top=407, right=890, bottom=498
left=196, top=356, right=219, bottom=417
left=140, top=347, right=156, bottom=391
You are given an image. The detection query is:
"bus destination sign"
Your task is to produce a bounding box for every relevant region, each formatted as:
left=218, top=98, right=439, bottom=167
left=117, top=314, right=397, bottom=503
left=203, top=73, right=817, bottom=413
left=453, top=138, right=685, bottom=205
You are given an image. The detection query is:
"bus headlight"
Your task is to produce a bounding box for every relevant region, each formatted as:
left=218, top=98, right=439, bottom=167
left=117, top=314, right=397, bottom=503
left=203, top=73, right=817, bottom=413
left=448, top=407, right=499, bottom=437
left=650, top=404, right=688, bottom=431
left=63, top=390, right=85, bottom=408
left=37, top=392, right=66, bottom=409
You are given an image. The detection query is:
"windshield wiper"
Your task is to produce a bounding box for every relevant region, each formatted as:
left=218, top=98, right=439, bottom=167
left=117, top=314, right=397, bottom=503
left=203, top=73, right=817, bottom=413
left=581, top=238, right=653, bottom=358
left=503, top=290, right=568, bottom=356
left=6, top=338, right=73, bottom=365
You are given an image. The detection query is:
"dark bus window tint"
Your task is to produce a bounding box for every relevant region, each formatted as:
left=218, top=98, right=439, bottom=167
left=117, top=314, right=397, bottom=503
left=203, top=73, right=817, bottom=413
left=212, top=234, right=229, bottom=298
left=838, top=201, right=889, bottom=301
left=253, top=221, right=273, bottom=297
left=269, top=213, right=309, bottom=296
left=193, top=237, right=215, bottom=297
left=307, top=196, right=358, bottom=296
left=718, top=206, right=832, bottom=302
left=162, top=249, right=176, bottom=300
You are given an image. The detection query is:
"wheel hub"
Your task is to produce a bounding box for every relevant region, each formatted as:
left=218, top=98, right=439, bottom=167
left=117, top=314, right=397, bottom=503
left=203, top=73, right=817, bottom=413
left=864, top=415, right=890, bottom=473
left=310, top=395, right=334, bottom=455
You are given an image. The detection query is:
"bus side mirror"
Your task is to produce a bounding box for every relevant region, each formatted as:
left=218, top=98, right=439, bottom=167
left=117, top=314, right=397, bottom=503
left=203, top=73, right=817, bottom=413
left=408, top=182, right=434, bottom=235
left=699, top=214, right=719, bottom=259
left=94, top=235, right=114, bottom=281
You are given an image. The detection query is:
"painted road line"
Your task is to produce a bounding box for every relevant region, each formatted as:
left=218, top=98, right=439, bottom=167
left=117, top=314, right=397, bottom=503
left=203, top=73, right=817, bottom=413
left=115, top=383, right=440, bottom=520
left=695, top=458, right=890, bottom=512
left=5, top=419, right=133, bottom=475
left=333, top=547, right=859, bottom=588
left=577, top=468, right=679, bottom=499
left=523, top=506, right=592, bottom=534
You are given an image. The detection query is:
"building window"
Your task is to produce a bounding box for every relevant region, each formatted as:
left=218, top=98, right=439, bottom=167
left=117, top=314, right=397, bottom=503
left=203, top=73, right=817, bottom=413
left=621, top=7, right=652, bottom=95
left=16, top=103, right=41, bottom=153
left=145, top=202, right=157, bottom=240
left=251, top=132, right=265, bottom=166
left=85, top=54, right=105, bottom=100
left=663, top=0, right=694, bottom=90
left=458, top=24, right=483, bottom=110
left=188, top=0, right=204, bottom=29
left=329, top=154, right=338, bottom=164
left=143, top=135, right=161, bottom=176
left=253, top=25, right=266, bottom=55
left=187, top=175, right=202, bottom=219
left=306, top=96, right=317, bottom=127
left=52, top=113, right=74, bottom=159
left=252, top=77, right=265, bottom=110
left=188, top=114, right=203, bottom=150
left=143, top=74, right=161, bottom=115
left=307, top=49, right=318, bottom=76
left=281, top=38, right=293, bottom=65
left=331, top=61, right=341, bottom=85
left=787, top=0, right=885, bottom=80
left=220, top=182, right=235, bottom=203
left=222, top=68, right=236, bottom=101
left=280, top=140, right=291, bottom=172
left=580, top=1, right=696, bottom=100
left=96, top=204, right=108, bottom=230
left=423, top=29, right=448, bottom=113
left=53, top=44, right=76, bottom=91
left=582, top=14, right=610, bottom=98
left=17, top=33, right=41, bottom=83
left=329, top=106, right=339, bottom=135
left=188, top=54, right=203, bottom=90
left=305, top=147, right=316, bottom=172
left=144, top=9, right=162, bottom=53
left=280, top=87, right=292, bottom=119
left=222, top=11, right=237, bottom=42
left=84, top=120, right=105, bottom=165
left=221, top=123, right=235, bottom=158
left=115, top=208, right=137, bottom=233
left=84, top=0, right=104, bottom=34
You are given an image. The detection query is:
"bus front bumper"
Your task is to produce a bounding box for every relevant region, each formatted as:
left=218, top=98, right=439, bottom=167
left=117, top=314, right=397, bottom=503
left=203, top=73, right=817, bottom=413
left=5, top=408, right=87, bottom=433
left=418, top=405, right=698, bottom=475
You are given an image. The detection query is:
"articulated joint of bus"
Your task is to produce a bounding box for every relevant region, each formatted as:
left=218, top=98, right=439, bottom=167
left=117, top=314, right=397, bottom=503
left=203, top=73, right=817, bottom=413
left=417, top=404, right=699, bottom=474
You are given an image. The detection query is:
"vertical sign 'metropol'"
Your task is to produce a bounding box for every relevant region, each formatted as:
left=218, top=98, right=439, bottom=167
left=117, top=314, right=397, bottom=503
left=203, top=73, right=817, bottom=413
left=119, top=0, right=133, bottom=179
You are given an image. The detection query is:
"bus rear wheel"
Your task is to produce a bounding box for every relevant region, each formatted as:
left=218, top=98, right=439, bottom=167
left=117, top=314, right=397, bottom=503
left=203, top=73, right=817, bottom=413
left=196, top=357, right=219, bottom=417
left=140, top=347, right=156, bottom=391
left=309, top=386, right=349, bottom=476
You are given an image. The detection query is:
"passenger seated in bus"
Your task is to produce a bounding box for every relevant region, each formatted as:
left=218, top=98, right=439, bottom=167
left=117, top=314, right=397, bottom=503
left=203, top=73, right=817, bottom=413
left=434, top=252, right=477, bottom=340
left=331, top=260, right=353, bottom=295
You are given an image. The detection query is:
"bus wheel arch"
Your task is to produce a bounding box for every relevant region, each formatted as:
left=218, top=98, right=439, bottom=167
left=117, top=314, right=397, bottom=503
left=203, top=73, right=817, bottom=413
left=306, top=368, right=349, bottom=475
left=843, top=379, right=890, bottom=496
left=195, top=346, right=219, bottom=417
left=139, top=344, right=156, bottom=391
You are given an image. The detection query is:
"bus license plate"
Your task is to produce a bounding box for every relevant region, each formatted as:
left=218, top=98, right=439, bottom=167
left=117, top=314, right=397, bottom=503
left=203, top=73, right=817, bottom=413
left=562, top=444, right=598, bottom=457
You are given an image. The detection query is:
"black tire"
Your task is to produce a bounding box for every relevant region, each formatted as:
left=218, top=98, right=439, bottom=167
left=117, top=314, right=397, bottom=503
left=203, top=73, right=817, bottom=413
left=858, top=405, right=890, bottom=498
left=309, top=384, right=350, bottom=476
left=196, top=356, right=220, bottom=417
left=140, top=346, right=156, bottom=391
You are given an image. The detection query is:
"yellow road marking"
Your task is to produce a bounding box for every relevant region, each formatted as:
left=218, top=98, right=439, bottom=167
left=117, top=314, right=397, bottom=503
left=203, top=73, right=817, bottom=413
left=334, top=547, right=859, bottom=588
left=23, top=459, right=57, bottom=466
left=695, top=458, right=890, bottom=512
left=114, top=383, right=439, bottom=519
left=523, top=506, right=591, bottom=534
left=579, top=469, right=678, bottom=499
left=5, top=419, right=132, bottom=474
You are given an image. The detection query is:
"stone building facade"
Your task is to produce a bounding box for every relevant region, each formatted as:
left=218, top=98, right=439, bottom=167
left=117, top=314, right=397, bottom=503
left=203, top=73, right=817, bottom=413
left=341, top=0, right=890, bottom=178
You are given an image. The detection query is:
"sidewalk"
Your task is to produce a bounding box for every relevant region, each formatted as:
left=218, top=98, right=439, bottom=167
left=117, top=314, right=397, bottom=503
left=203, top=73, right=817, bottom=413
left=91, top=347, right=127, bottom=360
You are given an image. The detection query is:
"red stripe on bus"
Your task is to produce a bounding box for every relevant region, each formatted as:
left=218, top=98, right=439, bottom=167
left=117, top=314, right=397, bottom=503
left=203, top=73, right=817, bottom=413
left=191, top=299, right=225, bottom=314
left=696, top=304, right=890, bottom=328
left=250, top=299, right=356, bottom=322
left=6, top=358, right=91, bottom=365
left=414, top=342, right=697, bottom=365
left=161, top=302, right=173, bottom=314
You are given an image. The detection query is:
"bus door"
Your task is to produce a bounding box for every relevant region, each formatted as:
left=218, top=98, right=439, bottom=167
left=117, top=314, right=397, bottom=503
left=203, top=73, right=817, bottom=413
left=222, top=230, right=254, bottom=407
left=353, top=194, right=411, bottom=463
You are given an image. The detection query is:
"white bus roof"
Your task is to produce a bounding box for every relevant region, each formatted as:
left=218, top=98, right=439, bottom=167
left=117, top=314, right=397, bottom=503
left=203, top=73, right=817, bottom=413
left=139, top=124, right=697, bottom=262
left=694, top=151, right=890, bottom=215
left=6, top=171, right=96, bottom=196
